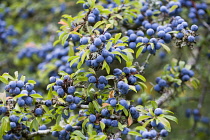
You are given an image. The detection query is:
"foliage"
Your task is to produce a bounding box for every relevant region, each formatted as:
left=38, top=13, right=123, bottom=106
left=0, top=0, right=210, bottom=140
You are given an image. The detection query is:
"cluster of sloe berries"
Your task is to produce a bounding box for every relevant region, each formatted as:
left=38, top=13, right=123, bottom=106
left=179, top=0, right=207, bottom=23
left=0, top=10, right=18, bottom=46
left=180, top=68, right=194, bottom=82
left=135, top=108, right=169, bottom=139
left=87, top=74, right=108, bottom=90
left=87, top=8, right=101, bottom=24
left=154, top=66, right=195, bottom=92
left=5, top=80, right=35, bottom=96
left=52, top=124, right=75, bottom=140
left=50, top=75, right=83, bottom=110
left=3, top=115, right=29, bottom=140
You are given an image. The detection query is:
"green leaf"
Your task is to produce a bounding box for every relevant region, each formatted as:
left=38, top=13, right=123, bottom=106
left=160, top=43, right=170, bottom=53
left=138, top=82, right=147, bottom=91
left=138, top=115, right=151, bottom=122
left=143, top=119, right=151, bottom=127
left=100, top=121, right=105, bottom=131
left=92, top=100, right=101, bottom=112
left=0, top=92, right=6, bottom=104
left=123, top=108, right=129, bottom=116
left=164, top=110, right=174, bottom=114
left=106, top=75, right=115, bottom=80
left=164, top=115, right=178, bottom=124
left=77, top=0, right=85, bottom=4
left=136, top=46, right=144, bottom=58
left=122, top=48, right=134, bottom=53
left=20, top=75, right=25, bottom=82
left=2, top=73, right=14, bottom=80
left=135, top=74, right=146, bottom=82
left=129, top=85, right=137, bottom=93
left=30, top=94, right=43, bottom=98
left=104, top=24, right=112, bottom=33
left=30, top=118, right=39, bottom=132
left=68, top=56, right=79, bottom=62
left=81, top=50, right=90, bottom=64
left=87, top=0, right=96, bottom=8
left=69, top=44, right=75, bottom=57
left=53, top=40, right=61, bottom=46
left=157, top=116, right=171, bottom=132
left=135, top=126, right=147, bottom=131
left=51, top=125, right=63, bottom=131
left=0, top=117, right=10, bottom=138
left=106, top=41, right=112, bottom=50
left=151, top=101, right=158, bottom=109
left=121, top=36, right=129, bottom=42
left=27, top=80, right=36, bottom=84
left=128, top=131, right=142, bottom=137
left=70, top=57, right=80, bottom=67
left=118, top=122, right=124, bottom=131
left=13, top=94, right=27, bottom=101
left=92, top=21, right=106, bottom=32
left=150, top=43, right=154, bottom=50
left=102, top=61, right=110, bottom=74
left=58, top=71, right=68, bottom=76
left=115, top=56, right=122, bottom=63
left=114, top=33, right=122, bottom=44
left=116, top=104, right=124, bottom=111
left=56, top=114, right=62, bottom=125
left=47, top=87, right=53, bottom=100
left=167, top=31, right=179, bottom=34
left=72, top=130, right=86, bottom=139
left=0, top=76, right=8, bottom=84
left=170, top=5, right=178, bottom=12
left=82, top=118, right=89, bottom=129
left=14, top=71, right=18, bottom=79
left=88, top=68, right=96, bottom=75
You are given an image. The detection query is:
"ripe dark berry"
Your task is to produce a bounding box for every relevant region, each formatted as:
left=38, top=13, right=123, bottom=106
left=94, top=38, right=102, bottom=46
left=122, top=127, right=130, bottom=135
left=57, top=88, right=65, bottom=97
left=191, top=25, right=198, bottom=31
left=26, top=84, right=34, bottom=91
left=146, top=28, right=155, bottom=36
left=9, top=81, right=16, bottom=89
left=65, top=125, right=73, bottom=131
left=154, top=108, right=163, bottom=116
left=10, top=122, right=17, bottom=129
left=49, top=76, right=56, bottom=83
left=113, top=68, right=122, bottom=76
left=17, top=99, right=25, bottom=107
left=35, top=108, right=43, bottom=116
left=45, top=100, right=52, bottom=107
left=68, top=86, right=76, bottom=94
left=80, top=37, right=89, bottom=45
left=88, top=76, right=97, bottom=83
left=160, top=129, right=168, bottom=137
left=110, top=98, right=117, bottom=107
left=56, top=79, right=63, bottom=86
left=69, top=103, right=77, bottom=110
left=89, top=114, right=96, bottom=123
left=188, top=36, right=195, bottom=42
left=111, top=120, right=118, bottom=127
left=39, top=125, right=47, bottom=130
left=16, top=80, right=24, bottom=88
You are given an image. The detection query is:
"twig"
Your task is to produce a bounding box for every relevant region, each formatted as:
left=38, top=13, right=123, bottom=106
left=201, top=20, right=210, bottom=31
left=134, top=54, right=152, bottom=74
left=27, top=126, right=81, bottom=138
left=1, top=99, right=89, bottom=109
left=156, top=89, right=174, bottom=107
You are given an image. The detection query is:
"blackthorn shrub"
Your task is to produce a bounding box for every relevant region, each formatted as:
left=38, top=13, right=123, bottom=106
left=0, top=0, right=208, bottom=140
